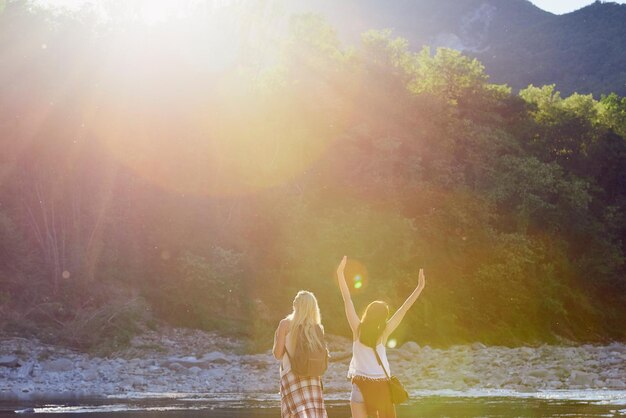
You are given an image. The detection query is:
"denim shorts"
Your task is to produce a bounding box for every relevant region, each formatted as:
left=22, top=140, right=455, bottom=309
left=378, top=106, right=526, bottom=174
left=350, top=383, right=364, bottom=403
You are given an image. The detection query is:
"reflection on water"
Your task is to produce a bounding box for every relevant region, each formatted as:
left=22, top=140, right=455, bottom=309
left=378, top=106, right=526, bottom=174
left=2, top=392, right=626, bottom=417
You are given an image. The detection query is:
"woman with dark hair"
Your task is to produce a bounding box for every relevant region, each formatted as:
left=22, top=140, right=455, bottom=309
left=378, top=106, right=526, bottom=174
left=336, top=256, right=425, bottom=418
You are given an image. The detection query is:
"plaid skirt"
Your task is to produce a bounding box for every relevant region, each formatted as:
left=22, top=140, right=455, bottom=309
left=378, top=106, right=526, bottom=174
left=280, top=369, right=327, bottom=418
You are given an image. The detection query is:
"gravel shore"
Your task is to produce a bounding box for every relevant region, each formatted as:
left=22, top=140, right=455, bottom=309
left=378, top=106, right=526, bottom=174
left=1, top=328, right=625, bottom=401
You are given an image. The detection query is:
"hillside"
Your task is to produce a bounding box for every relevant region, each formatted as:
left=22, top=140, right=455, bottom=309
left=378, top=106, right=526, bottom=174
left=289, top=0, right=626, bottom=96
left=0, top=1, right=625, bottom=352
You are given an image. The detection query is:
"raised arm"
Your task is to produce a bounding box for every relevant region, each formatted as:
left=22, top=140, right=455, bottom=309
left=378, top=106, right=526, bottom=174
left=336, top=256, right=360, bottom=336
left=383, top=268, right=426, bottom=341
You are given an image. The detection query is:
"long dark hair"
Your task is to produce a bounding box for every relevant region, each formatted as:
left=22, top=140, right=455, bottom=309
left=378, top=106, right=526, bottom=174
left=358, top=301, right=389, bottom=347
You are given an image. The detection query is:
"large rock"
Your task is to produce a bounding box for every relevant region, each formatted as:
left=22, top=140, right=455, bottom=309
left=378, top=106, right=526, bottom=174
left=43, top=358, right=74, bottom=372
left=205, top=367, right=226, bottom=379
left=394, top=349, right=415, bottom=361
left=17, top=361, right=34, bottom=379
left=0, top=355, right=20, bottom=368
left=568, top=371, right=598, bottom=387
left=462, top=373, right=480, bottom=386
left=82, top=368, right=99, bottom=381
left=606, top=378, right=626, bottom=388
left=329, top=351, right=351, bottom=362
left=604, top=357, right=622, bottom=366
left=166, top=356, right=202, bottom=367
left=167, top=362, right=185, bottom=372
left=201, top=351, right=231, bottom=364
left=528, top=368, right=550, bottom=378
left=400, top=341, right=420, bottom=353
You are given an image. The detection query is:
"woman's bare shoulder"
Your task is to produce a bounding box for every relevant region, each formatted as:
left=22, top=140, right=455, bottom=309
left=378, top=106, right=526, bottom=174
left=279, top=318, right=292, bottom=330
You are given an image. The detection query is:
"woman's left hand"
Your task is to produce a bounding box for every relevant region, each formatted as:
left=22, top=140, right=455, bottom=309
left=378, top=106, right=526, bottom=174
left=417, top=268, right=426, bottom=290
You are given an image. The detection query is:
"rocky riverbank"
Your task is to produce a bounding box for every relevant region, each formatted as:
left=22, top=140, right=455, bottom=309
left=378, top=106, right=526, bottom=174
left=1, top=328, right=625, bottom=401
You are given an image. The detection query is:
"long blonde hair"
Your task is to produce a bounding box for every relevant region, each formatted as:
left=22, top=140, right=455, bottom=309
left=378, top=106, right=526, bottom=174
left=286, top=290, right=324, bottom=350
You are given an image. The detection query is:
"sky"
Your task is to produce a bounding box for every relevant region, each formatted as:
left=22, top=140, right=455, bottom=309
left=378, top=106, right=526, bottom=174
left=530, top=0, right=626, bottom=14
left=33, top=0, right=626, bottom=19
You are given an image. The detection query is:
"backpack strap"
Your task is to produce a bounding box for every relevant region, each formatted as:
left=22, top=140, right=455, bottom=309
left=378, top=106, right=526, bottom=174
left=283, top=324, right=303, bottom=366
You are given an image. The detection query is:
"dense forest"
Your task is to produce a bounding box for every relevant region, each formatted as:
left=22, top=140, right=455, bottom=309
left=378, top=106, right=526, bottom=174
left=0, top=1, right=625, bottom=352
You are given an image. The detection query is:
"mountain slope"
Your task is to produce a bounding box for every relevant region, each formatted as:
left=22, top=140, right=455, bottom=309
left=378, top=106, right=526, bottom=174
left=289, top=0, right=626, bottom=96
left=478, top=1, right=626, bottom=95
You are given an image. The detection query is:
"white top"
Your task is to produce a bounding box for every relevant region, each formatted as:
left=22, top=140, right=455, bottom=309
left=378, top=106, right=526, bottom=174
left=348, top=340, right=391, bottom=380
left=280, top=331, right=295, bottom=377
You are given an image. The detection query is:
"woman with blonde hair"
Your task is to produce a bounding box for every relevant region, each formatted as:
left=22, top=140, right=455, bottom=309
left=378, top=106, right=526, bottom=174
left=273, top=290, right=328, bottom=418
left=336, top=256, right=425, bottom=418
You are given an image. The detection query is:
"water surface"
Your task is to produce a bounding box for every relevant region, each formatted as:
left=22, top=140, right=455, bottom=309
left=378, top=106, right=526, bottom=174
left=2, top=390, right=625, bottom=417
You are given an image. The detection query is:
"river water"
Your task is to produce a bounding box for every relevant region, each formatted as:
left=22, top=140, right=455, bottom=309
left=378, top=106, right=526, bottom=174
left=2, top=390, right=626, bottom=417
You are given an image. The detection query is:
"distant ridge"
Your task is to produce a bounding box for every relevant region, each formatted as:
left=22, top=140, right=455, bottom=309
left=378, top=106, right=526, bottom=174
left=289, top=0, right=626, bottom=96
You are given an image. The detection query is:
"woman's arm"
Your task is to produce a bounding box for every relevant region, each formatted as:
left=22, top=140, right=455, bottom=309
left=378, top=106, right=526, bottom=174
left=272, top=319, right=290, bottom=360
left=383, top=268, right=426, bottom=341
left=336, top=256, right=360, bottom=336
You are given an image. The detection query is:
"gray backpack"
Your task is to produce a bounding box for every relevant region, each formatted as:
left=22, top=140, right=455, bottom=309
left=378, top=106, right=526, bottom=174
left=286, top=324, right=329, bottom=377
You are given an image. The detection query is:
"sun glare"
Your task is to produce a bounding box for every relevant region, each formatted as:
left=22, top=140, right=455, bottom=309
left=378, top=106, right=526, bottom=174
left=30, top=0, right=325, bottom=197
left=26, top=0, right=350, bottom=197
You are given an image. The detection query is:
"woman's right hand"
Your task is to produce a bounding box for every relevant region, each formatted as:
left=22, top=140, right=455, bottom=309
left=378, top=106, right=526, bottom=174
left=382, top=268, right=426, bottom=340
left=337, top=255, right=347, bottom=275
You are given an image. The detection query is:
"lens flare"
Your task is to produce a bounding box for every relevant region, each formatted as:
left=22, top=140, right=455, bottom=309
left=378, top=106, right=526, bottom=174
left=387, top=338, right=397, bottom=348
left=342, top=260, right=368, bottom=291
left=353, top=273, right=363, bottom=289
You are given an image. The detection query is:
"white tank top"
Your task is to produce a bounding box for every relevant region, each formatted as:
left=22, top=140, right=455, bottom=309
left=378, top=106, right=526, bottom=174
left=348, top=339, right=391, bottom=380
